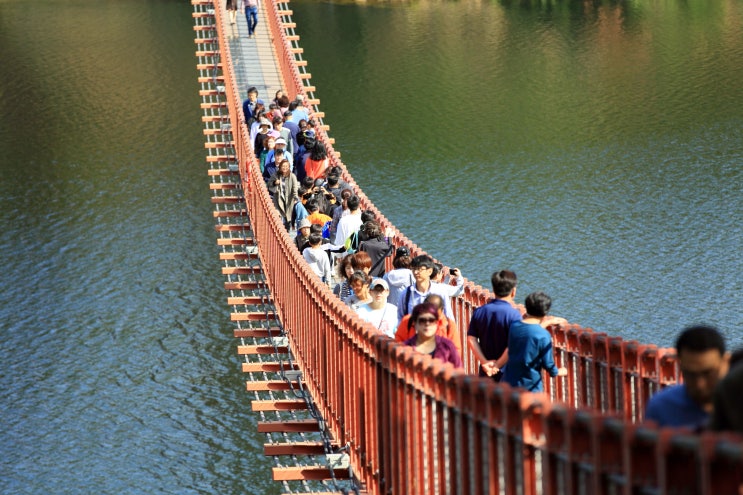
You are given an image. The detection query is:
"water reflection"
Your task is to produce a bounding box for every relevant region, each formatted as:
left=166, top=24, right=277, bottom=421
left=291, top=0, right=742, bottom=345
left=0, top=1, right=278, bottom=493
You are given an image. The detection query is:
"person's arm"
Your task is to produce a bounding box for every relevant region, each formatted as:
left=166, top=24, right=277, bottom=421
left=322, top=256, right=332, bottom=286
left=467, top=336, right=499, bottom=376
left=541, top=338, right=562, bottom=377
left=494, top=349, right=509, bottom=370
left=440, top=286, right=455, bottom=320
left=267, top=174, right=279, bottom=194
left=541, top=315, right=568, bottom=328
left=397, top=289, right=407, bottom=321
left=444, top=268, right=465, bottom=298
left=290, top=176, right=299, bottom=200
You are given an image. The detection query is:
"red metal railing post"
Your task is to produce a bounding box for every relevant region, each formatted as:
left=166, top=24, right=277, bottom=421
left=443, top=370, right=463, bottom=494
left=593, top=333, right=612, bottom=413
left=624, top=424, right=659, bottom=493
left=639, top=345, right=659, bottom=419
left=657, top=429, right=702, bottom=493
left=701, top=433, right=743, bottom=494
left=578, top=329, right=596, bottom=408
left=608, top=338, right=627, bottom=418
left=543, top=404, right=570, bottom=495
left=566, top=326, right=583, bottom=408
left=569, top=409, right=603, bottom=494
left=597, top=418, right=628, bottom=494
left=622, top=341, right=644, bottom=422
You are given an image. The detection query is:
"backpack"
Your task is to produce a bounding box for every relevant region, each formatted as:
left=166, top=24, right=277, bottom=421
left=321, top=220, right=332, bottom=239
left=345, top=230, right=359, bottom=254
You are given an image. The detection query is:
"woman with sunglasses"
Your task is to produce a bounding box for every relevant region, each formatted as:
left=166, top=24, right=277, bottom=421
left=394, top=294, right=461, bottom=354
left=404, top=303, right=462, bottom=368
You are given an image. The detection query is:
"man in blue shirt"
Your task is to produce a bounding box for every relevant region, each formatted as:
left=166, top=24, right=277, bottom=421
left=467, top=270, right=522, bottom=381
left=645, top=325, right=730, bottom=429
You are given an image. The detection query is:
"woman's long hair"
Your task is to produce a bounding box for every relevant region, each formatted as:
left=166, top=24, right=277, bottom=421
left=310, top=141, right=327, bottom=161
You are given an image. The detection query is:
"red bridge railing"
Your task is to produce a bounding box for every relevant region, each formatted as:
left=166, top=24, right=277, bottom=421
left=205, top=1, right=743, bottom=493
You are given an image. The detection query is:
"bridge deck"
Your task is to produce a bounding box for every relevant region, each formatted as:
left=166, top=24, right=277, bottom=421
left=222, top=4, right=283, bottom=114
left=195, top=3, right=361, bottom=493
left=194, top=1, right=743, bottom=494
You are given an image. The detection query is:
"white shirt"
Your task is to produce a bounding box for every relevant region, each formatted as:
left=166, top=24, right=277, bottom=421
left=333, top=211, right=363, bottom=246
left=302, top=246, right=331, bottom=284
left=397, top=282, right=455, bottom=320
left=356, top=303, right=399, bottom=338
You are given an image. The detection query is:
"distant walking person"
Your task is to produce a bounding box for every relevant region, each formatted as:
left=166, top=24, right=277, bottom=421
left=225, top=0, right=237, bottom=24
left=242, top=0, right=258, bottom=38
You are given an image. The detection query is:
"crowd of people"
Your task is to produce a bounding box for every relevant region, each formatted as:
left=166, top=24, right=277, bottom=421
left=243, top=87, right=742, bottom=439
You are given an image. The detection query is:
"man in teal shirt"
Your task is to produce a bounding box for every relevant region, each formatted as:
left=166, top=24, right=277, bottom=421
left=503, top=292, right=567, bottom=391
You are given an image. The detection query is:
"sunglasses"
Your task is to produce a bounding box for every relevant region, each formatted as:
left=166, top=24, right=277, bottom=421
left=416, top=317, right=437, bottom=325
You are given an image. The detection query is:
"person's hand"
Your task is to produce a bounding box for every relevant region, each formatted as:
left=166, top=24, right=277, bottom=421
left=542, top=315, right=568, bottom=328
left=557, top=367, right=568, bottom=376
left=482, top=361, right=500, bottom=376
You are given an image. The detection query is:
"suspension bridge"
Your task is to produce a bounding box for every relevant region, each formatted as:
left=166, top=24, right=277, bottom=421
left=192, top=1, right=742, bottom=493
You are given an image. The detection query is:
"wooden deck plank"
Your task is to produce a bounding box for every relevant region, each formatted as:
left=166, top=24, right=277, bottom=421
left=216, top=237, right=252, bottom=246
left=215, top=223, right=249, bottom=231
left=238, top=345, right=289, bottom=355
left=211, top=196, right=244, bottom=205
left=233, top=328, right=281, bottom=338
left=227, top=295, right=269, bottom=305
left=204, top=142, right=233, bottom=148
left=206, top=155, right=236, bottom=162
left=213, top=210, right=247, bottom=218
left=257, top=420, right=320, bottom=433
left=207, top=168, right=238, bottom=176
left=243, top=362, right=298, bottom=373
left=231, top=311, right=275, bottom=321
left=264, top=441, right=329, bottom=456
left=201, top=114, right=229, bottom=122
left=224, top=280, right=262, bottom=290
left=223, top=267, right=263, bottom=276
left=272, top=466, right=349, bottom=481
left=246, top=380, right=294, bottom=392
left=209, top=182, right=238, bottom=190
left=220, top=252, right=258, bottom=262
left=251, top=399, right=308, bottom=412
